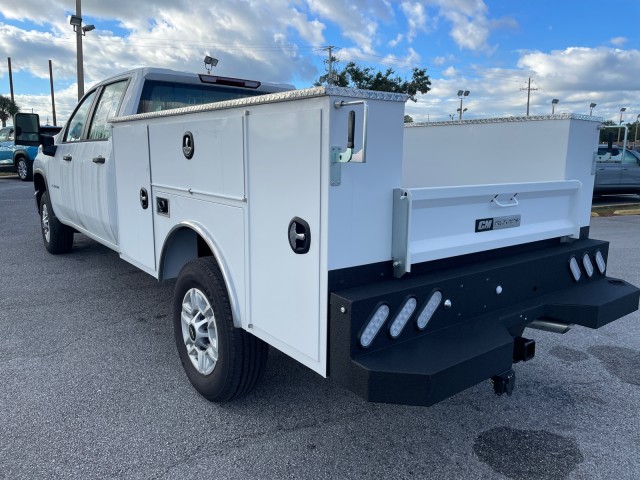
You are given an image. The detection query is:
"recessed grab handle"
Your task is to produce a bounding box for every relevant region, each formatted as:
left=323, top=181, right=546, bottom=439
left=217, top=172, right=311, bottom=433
left=491, top=195, right=519, bottom=208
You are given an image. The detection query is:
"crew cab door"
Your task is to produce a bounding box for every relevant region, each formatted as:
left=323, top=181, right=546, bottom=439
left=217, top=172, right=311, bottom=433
left=49, top=90, right=98, bottom=224
left=54, top=80, right=128, bottom=246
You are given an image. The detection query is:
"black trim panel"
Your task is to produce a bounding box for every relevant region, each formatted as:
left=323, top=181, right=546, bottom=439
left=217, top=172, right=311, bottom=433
left=328, top=238, right=639, bottom=406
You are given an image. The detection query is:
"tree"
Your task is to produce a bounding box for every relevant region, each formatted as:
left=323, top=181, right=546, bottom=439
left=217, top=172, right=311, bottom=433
left=404, top=115, right=414, bottom=123
left=0, top=95, right=20, bottom=127
left=598, top=120, right=616, bottom=143
left=316, top=61, right=431, bottom=102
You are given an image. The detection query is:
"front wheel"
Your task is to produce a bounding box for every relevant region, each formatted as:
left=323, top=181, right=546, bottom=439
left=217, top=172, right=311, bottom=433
left=173, top=257, right=268, bottom=402
left=40, top=191, right=74, bottom=254
left=16, top=156, right=32, bottom=181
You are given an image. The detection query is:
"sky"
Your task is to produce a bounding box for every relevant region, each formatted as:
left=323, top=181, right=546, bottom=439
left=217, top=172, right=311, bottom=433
left=1, top=0, right=639, bottom=126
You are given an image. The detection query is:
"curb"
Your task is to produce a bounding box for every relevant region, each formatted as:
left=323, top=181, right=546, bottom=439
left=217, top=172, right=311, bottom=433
left=591, top=203, right=640, bottom=217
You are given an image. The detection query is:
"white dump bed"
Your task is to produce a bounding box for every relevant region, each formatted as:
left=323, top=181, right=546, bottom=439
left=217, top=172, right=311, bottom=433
left=394, top=115, right=600, bottom=276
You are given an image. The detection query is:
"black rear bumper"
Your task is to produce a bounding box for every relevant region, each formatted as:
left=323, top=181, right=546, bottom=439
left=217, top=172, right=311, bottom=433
left=328, top=239, right=639, bottom=406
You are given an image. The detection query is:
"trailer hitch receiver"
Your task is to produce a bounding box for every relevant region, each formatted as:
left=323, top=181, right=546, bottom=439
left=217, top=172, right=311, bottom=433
left=491, top=369, right=516, bottom=396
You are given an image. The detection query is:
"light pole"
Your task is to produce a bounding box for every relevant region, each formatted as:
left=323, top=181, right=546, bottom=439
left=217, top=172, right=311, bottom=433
left=70, top=0, right=95, bottom=101
left=457, top=107, right=468, bottom=119
left=457, top=90, right=470, bottom=120
left=589, top=103, right=597, bottom=116
left=617, top=107, right=626, bottom=143
left=551, top=98, right=559, bottom=114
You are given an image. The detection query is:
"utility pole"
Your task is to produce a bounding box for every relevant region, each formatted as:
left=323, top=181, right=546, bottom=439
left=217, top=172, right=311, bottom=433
left=7, top=57, right=14, bottom=102
left=70, top=0, right=95, bottom=100
left=75, top=0, right=84, bottom=100
left=520, top=77, right=538, bottom=116
left=49, top=60, right=57, bottom=126
left=323, top=46, right=336, bottom=85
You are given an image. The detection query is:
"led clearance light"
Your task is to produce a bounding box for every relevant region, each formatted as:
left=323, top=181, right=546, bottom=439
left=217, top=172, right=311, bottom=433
left=582, top=254, right=594, bottom=278
left=569, top=256, right=581, bottom=282
left=360, top=304, right=390, bottom=348
left=390, top=297, right=417, bottom=338
left=595, top=250, right=606, bottom=274
left=417, top=291, right=443, bottom=330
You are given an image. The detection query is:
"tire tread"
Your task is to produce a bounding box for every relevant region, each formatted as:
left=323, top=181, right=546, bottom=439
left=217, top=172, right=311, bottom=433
left=174, top=257, right=268, bottom=402
left=40, top=191, right=73, bottom=254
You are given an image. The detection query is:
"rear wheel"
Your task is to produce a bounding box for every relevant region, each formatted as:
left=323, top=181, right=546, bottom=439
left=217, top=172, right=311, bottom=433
left=173, top=257, right=268, bottom=402
left=16, top=156, right=32, bottom=181
left=39, top=191, right=74, bottom=254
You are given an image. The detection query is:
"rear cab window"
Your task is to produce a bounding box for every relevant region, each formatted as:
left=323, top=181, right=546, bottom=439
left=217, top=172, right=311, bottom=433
left=137, top=79, right=267, bottom=114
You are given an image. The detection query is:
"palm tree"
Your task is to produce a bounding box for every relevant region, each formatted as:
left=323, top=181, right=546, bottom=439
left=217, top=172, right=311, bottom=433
left=0, top=95, right=20, bottom=127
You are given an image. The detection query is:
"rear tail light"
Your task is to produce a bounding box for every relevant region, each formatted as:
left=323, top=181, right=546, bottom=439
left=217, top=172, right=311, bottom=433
left=389, top=297, right=417, bottom=338
left=582, top=254, right=594, bottom=278
left=595, top=250, right=606, bottom=274
left=360, top=304, right=390, bottom=348
left=569, top=256, right=581, bottom=282
left=417, top=291, right=442, bottom=330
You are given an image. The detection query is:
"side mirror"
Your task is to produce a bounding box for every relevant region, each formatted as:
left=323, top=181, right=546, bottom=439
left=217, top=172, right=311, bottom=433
left=41, top=135, right=57, bottom=157
left=14, top=113, right=41, bottom=146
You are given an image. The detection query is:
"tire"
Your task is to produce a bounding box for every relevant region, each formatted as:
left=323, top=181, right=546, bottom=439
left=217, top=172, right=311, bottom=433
left=173, top=257, right=268, bottom=402
left=16, top=156, right=32, bottom=181
left=39, top=191, right=74, bottom=254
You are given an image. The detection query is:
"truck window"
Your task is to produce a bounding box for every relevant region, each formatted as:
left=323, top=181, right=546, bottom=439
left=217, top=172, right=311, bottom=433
left=64, top=90, right=97, bottom=142
left=88, top=80, right=128, bottom=140
left=137, top=80, right=265, bottom=114
left=622, top=151, right=639, bottom=165
left=0, top=128, right=14, bottom=142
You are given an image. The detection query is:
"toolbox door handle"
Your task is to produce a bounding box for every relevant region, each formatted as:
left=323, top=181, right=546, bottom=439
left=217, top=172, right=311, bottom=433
left=491, top=195, right=519, bottom=208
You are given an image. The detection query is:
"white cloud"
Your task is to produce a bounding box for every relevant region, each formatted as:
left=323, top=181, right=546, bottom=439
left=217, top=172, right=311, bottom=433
left=389, top=33, right=404, bottom=48
left=401, top=2, right=428, bottom=42
left=610, top=37, right=627, bottom=46
left=518, top=47, right=640, bottom=92
left=306, top=0, right=392, bottom=54
left=412, top=0, right=516, bottom=52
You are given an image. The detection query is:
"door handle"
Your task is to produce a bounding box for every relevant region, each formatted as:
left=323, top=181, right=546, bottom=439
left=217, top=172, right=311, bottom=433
left=62, top=155, right=72, bottom=162
left=140, top=188, right=149, bottom=209
left=288, top=217, right=311, bottom=254
left=92, top=156, right=106, bottom=164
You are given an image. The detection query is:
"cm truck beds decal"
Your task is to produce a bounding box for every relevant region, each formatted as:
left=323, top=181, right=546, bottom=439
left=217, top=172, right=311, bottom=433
left=475, top=215, right=521, bottom=232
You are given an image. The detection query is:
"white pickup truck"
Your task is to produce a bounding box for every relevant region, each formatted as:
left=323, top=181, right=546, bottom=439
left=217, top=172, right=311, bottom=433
left=15, top=67, right=639, bottom=406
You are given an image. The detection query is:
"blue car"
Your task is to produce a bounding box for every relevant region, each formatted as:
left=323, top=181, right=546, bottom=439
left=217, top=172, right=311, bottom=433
left=0, top=125, right=61, bottom=181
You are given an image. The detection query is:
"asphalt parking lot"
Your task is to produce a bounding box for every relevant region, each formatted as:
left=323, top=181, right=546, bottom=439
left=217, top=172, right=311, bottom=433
left=1, top=177, right=639, bottom=479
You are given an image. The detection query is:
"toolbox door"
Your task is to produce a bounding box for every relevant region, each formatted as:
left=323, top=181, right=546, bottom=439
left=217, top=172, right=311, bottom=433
left=247, top=108, right=324, bottom=372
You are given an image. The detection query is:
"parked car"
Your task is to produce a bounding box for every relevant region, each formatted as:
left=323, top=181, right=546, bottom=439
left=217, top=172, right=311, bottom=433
left=0, top=126, right=16, bottom=173
left=0, top=125, right=61, bottom=181
left=594, top=145, right=640, bottom=195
